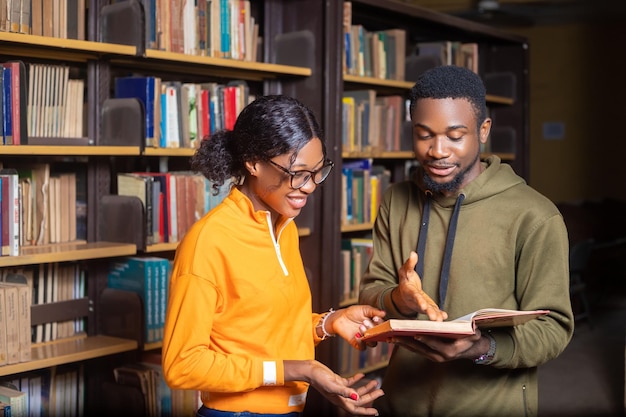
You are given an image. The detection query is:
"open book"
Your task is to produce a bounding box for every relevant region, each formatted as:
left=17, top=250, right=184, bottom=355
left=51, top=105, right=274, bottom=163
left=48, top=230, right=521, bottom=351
left=362, top=308, right=550, bottom=341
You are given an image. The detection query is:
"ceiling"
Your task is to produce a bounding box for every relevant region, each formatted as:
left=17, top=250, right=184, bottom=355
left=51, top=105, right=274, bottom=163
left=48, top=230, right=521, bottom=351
left=403, top=0, right=626, bottom=26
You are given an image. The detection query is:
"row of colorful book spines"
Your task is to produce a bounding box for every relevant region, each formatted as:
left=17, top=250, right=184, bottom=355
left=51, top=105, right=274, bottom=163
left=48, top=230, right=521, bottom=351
left=343, top=26, right=405, bottom=81
left=106, top=257, right=172, bottom=344
left=341, top=172, right=390, bottom=225
left=141, top=0, right=258, bottom=61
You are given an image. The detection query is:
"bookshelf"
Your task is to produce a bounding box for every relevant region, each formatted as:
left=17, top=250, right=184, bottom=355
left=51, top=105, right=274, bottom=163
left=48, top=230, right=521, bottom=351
left=0, top=0, right=316, bottom=414
left=317, top=0, right=529, bottom=391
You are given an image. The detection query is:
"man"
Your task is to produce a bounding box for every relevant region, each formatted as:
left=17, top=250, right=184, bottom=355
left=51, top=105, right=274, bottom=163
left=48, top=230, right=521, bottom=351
left=359, top=65, right=574, bottom=417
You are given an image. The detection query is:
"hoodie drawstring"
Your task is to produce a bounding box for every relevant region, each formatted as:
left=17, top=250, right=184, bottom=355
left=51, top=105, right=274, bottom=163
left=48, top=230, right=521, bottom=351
left=415, top=193, right=465, bottom=308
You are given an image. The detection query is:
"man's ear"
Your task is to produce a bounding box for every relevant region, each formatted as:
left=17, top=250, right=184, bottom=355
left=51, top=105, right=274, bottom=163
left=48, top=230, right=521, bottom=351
left=479, top=118, right=492, bottom=144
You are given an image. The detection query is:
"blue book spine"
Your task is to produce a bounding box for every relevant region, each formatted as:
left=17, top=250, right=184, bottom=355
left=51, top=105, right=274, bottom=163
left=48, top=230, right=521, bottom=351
left=342, top=158, right=372, bottom=171
left=2, top=67, right=12, bottom=145
left=114, top=77, right=156, bottom=147
left=158, top=258, right=169, bottom=341
left=345, top=32, right=351, bottom=73
left=107, top=258, right=156, bottom=343
left=208, top=99, right=216, bottom=135
left=160, top=92, right=167, bottom=148
left=342, top=167, right=353, bottom=223
left=220, top=0, right=230, bottom=57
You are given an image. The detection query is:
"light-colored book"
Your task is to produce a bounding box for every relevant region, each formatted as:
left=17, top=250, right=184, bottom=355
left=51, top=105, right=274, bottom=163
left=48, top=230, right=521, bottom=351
left=0, top=286, right=7, bottom=366
left=0, top=283, right=20, bottom=364
left=0, top=383, right=27, bottom=417
left=362, top=308, right=550, bottom=342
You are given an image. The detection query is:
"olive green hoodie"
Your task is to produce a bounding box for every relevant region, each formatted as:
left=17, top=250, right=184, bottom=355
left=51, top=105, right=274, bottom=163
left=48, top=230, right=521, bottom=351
left=359, top=156, right=574, bottom=417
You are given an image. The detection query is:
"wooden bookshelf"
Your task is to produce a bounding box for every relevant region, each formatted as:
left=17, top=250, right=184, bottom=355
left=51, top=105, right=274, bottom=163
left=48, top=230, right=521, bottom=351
left=0, top=335, right=138, bottom=377
left=112, top=49, right=312, bottom=81
left=0, top=242, right=137, bottom=268
left=0, top=145, right=141, bottom=156
left=0, top=32, right=136, bottom=61
left=341, top=223, right=373, bottom=233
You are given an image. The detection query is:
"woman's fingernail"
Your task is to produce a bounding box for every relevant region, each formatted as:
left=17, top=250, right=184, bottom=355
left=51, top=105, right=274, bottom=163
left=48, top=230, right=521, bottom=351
left=350, top=393, right=358, bottom=401
left=355, top=332, right=362, bottom=339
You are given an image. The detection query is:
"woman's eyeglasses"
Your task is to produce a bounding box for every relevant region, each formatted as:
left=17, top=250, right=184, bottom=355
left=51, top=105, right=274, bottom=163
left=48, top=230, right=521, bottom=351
left=267, top=159, right=334, bottom=189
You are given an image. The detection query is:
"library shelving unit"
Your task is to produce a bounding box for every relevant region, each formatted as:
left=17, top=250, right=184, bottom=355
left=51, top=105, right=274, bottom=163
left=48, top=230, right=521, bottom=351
left=0, top=0, right=317, bottom=414
left=316, top=0, right=529, bottom=397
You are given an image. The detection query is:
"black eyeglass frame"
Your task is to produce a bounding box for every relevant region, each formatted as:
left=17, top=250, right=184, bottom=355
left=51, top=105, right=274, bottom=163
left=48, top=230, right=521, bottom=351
left=267, top=159, right=334, bottom=189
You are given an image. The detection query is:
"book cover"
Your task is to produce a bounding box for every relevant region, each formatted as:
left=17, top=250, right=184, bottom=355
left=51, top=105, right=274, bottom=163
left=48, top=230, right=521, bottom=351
left=107, top=257, right=157, bottom=343
left=132, top=172, right=170, bottom=244
left=1, top=169, right=20, bottom=256
left=0, top=176, right=9, bottom=256
left=2, top=65, right=12, bottom=145
left=362, top=308, right=550, bottom=341
left=0, top=283, right=20, bottom=364
left=343, top=90, right=377, bottom=152
left=2, top=61, right=28, bottom=145
left=4, top=281, right=30, bottom=362
left=0, top=286, right=7, bottom=366
left=0, top=383, right=27, bottom=417
left=143, top=257, right=169, bottom=341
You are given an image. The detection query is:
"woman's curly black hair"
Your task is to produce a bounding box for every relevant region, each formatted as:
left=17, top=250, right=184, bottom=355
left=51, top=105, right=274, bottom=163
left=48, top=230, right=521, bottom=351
left=190, top=94, right=325, bottom=195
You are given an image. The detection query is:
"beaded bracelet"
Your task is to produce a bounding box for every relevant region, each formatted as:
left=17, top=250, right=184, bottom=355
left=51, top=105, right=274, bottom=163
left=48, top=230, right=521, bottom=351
left=317, top=308, right=336, bottom=340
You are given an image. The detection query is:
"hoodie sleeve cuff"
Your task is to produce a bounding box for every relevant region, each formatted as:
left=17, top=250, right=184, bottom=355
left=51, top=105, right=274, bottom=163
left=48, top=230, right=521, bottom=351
left=381, top=287, right=416, bottom=319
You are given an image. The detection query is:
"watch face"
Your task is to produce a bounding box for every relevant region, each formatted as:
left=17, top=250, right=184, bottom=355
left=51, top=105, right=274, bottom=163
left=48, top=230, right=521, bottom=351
left=474, top=353, right=494, bottom=364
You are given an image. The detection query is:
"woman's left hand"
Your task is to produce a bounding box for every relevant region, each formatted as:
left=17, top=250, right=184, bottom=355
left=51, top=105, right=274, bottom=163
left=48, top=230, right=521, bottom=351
left=328, top=305, right=386, bottom=350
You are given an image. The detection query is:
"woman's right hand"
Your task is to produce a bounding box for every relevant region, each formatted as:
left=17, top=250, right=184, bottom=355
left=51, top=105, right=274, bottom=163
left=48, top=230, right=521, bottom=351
left=285, top=360, right=384, bottom=416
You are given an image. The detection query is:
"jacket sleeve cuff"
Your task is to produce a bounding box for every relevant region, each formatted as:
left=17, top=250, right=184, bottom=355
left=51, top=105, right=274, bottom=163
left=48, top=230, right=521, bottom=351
left=312, top=313, right=324, bottom=345
left=261, top=360, right=285, bottom=386
left=489, top=332, right=514, bottom=366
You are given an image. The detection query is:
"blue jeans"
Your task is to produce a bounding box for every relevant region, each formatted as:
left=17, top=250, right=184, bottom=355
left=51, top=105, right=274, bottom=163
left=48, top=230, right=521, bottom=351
left=197, top=405, right=302, bottom=417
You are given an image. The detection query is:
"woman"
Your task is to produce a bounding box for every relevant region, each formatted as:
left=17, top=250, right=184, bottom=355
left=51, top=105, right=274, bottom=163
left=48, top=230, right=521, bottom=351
left=162, top=95, right=386, bottom=417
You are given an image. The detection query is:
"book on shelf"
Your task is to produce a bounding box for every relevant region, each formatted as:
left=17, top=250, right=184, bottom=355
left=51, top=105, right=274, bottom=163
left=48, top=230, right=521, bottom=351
left=10, top=163, right=51, bottom=247
left=0, top=382, right=27, bottom=417
left=114, top=76, right=161, bottom=148
left=0, top=285, right=7, bottom=366
left=2, top=61, right=28, bottom=145
left=140, top=352, right=172, bottom=417
left=362, top=308, right=550, bottom=342
left=0, top=169, right=19, bottom=256
left=0, top=276, right=31, bottom=362
left=107, top=257, right=169, bottom=344
left=2, top=64, right=11, bottom=145
left=340, top=237, right=373, bottom=303
left=342, top=90, right=377, bottom=153
left=0, top=283, right=20, bottom=364
left=382, top=28, right=406, bottom=81
left=113, top=363, right=159, bottom=417
left=160, top=81, right=183, bottom=148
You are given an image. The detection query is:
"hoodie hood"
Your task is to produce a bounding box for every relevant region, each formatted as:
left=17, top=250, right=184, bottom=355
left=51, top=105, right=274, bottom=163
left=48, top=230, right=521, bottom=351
left=414, top=155, right=526, bottom=207
left=413, top=155, right=525, bottom=307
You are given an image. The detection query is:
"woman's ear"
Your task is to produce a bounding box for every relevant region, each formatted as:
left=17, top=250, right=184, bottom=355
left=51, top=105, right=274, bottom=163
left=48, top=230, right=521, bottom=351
left=244, top=161, right=257, bottom=176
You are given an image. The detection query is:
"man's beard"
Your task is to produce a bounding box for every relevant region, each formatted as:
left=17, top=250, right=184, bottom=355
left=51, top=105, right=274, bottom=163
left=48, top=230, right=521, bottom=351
left=422, top=152, right=480, bottom=195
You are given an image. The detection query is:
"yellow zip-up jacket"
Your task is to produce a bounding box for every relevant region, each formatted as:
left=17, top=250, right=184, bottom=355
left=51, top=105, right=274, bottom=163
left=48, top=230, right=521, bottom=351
left=162, top=187, right=324, bottom=414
